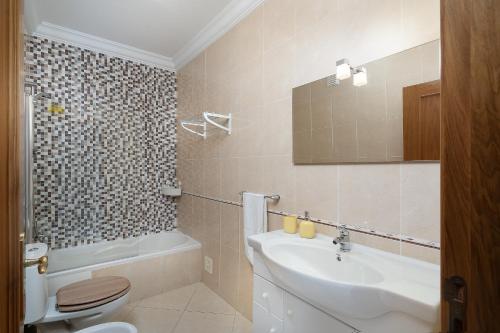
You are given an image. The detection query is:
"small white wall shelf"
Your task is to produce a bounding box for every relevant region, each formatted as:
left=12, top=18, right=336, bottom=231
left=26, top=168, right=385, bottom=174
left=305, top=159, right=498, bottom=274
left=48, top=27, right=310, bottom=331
left=180, top=118, right=207, bottom=139
left=180, top=112, right=232, bottom=139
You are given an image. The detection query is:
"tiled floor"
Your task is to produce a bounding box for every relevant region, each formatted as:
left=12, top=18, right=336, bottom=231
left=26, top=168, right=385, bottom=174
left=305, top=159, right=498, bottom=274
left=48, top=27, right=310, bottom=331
left=39, top=283, right=252, bottom=333
left=113, top=283, right=252, bottom=333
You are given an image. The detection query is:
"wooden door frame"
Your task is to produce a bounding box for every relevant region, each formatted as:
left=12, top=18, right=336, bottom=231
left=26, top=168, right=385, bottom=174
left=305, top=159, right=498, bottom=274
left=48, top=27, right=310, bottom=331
left=441, top=0, right=500, bottom=331
left=0, top=0, right=24, bottom=331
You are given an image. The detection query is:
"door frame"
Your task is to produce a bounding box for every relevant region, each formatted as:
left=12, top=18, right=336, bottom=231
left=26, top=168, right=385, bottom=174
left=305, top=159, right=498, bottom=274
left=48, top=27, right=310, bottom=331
left=441, top=0, right=500, bottom=331
left=0, top=0, right=24, bottom=331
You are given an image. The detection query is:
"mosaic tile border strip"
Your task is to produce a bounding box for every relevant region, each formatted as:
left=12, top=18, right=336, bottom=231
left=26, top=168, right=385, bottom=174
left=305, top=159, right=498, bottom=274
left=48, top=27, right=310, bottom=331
left=182, top=191, right=440, bottom=250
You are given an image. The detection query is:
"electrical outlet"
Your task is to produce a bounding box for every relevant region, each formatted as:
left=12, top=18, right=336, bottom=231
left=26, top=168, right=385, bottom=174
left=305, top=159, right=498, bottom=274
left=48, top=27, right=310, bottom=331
left=204, top=256, right=213, bottom=274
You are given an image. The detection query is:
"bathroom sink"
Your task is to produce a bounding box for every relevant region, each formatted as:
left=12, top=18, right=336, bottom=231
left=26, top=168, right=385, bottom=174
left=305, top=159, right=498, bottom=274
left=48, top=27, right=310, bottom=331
left=248, top=231, right=440, bottom=325
left=265, top=241, right=384, bottom=285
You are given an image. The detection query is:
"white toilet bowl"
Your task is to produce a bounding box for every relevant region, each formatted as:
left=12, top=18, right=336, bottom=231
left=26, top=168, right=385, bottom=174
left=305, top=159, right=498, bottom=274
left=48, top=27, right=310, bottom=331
left=25, top=243, right=132, bottom=332
left=73, top=322, right=137, bottom=333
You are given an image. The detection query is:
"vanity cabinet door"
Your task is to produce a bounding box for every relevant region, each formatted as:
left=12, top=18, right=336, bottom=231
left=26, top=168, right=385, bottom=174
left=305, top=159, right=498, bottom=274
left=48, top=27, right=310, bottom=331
left=253, top=301, right=284, bottom=333
left=253, top=274, right=285, bottom=319
left=283, top=292, right=357, bottom=333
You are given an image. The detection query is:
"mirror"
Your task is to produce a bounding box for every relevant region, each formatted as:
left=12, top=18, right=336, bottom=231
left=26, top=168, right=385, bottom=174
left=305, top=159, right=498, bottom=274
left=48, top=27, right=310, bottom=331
left=292, top=40, right=441, bottom=164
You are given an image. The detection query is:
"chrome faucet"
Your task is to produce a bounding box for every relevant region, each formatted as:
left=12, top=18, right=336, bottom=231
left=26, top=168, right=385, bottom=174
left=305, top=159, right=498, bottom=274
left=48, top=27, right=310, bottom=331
left=332, top=226, right=351, bottom=253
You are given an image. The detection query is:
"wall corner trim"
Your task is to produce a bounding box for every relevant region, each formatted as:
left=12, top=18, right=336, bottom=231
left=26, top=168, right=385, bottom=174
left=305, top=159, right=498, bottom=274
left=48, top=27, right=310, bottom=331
left=33, top=22, right=176, bottom=71
left=172, top=0, right=265, bottom=69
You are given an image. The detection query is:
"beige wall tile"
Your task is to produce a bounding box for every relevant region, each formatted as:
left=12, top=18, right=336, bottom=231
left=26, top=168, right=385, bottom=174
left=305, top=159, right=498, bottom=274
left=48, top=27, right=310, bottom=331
left=220, top=204, right=239, bottom=249
left=93, top=249, right=202, bottom=303
left=295, top=165, right=338, bottom=221
left=263, top=41, right=296, bottom=103
left=203, top=158, right=221, bottom=197
left=234, top=106, right=265, bottom=157
left=420, top=39, right=441, bottom=82
left=237, top=251, right=254, bottom=320
left=220, top=158, right=240, bottom=202
left=203, top=200, right=221, bottom=242
left=262, top=98, right=293, bottom=156
left=402, top=0, right=440, bottom=49
left=219, top=245, right=240, bottom=308
left=294, top=15, right=337, bottom=86
left=191, top=197, right=205, bottom=242
left=175, top=0, right=442, bottom=318
left=262, top=156, right=296, bottom=212
left=238, top=156, right=267, bottom=193
left=177, top=195, right=193, bottom=235
left=206, top=29, right=238, bottom=84
left=401, top=242, right=440, bottom=265
left=350, top=232, right=401, bottom=255
left=314, top=223, right=337, bottom=237
left=401, top=163, right=440, bottom=242
left=294, top=0, right=336, bottom=34
left=335, top=0, right=403, bottom=66
left=267, top=213, right=283, bottom=232
left=202, top=238, right=221, bottom=291
left=262, top=0, right=295, bottom=52
left=338, top=164, right=400, bottom=234
left=235, top=6, right=263, bottom=67
left=235, top=57, right=264, bottom=110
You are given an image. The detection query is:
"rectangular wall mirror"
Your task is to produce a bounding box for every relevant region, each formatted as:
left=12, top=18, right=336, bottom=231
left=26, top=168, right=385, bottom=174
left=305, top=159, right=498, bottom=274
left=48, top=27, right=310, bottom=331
left=292, top=39, right=441, bottom=164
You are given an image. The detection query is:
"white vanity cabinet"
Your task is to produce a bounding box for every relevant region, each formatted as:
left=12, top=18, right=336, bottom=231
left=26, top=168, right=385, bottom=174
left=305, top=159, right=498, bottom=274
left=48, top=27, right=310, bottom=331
left=253, top=274, right=358, bottom=333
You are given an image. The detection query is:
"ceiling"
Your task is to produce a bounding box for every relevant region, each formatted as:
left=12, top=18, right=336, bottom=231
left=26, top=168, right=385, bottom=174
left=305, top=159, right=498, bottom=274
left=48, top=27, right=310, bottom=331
left=25, top=0, right=261, bottom=69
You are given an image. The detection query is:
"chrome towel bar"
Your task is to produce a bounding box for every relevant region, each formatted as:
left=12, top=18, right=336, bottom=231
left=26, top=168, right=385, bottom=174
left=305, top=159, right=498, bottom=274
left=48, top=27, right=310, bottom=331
left=239, top=191, right=280, bottom=201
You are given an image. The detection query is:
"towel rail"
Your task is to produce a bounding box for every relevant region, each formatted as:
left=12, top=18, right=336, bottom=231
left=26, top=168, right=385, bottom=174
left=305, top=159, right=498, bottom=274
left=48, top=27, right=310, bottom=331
left=239, top=191, right=280, bottom=201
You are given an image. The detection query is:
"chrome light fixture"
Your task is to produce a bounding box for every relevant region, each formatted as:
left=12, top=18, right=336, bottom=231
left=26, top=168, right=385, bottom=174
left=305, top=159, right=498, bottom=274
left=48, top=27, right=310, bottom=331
left=335, top=58, right=368, bottom=87
left=352, top=67, right=367, bottom=87
left=336, top=59, right=351, bottom=80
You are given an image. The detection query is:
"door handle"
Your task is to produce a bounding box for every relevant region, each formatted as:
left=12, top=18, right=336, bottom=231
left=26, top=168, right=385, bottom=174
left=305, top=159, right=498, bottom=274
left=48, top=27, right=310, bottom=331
left=444, top=275, right=467, bottom=332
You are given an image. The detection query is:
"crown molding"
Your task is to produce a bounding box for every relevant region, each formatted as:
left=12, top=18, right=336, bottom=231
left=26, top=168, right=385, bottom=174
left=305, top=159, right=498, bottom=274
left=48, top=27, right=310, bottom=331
left=173, top=0, right=265, bottom=69
left=33, top=22, right=176, bottom=71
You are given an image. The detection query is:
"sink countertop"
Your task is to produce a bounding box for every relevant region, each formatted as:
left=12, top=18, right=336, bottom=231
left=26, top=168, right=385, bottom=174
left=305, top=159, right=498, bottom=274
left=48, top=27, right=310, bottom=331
left=248, top=230, right=440, bottom=324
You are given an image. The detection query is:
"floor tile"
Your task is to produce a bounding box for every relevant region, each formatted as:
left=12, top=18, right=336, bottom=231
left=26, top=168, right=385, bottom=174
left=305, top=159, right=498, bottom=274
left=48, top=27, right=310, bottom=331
left=137, top=283, right=198, bottom=310
left=187, top=283, right=236, bottom=315
left=173, top=311, right=235, bottom=333
left=123, top=306, right=182, bottom=333
left=108, top=303, right=136, bottom=321
left=233, top=313, right=252, bottom=333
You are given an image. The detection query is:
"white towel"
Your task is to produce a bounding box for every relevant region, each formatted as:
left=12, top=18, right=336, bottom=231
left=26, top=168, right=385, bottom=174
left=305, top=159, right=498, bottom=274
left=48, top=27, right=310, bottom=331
left=243, top=192, right=267, bottom=265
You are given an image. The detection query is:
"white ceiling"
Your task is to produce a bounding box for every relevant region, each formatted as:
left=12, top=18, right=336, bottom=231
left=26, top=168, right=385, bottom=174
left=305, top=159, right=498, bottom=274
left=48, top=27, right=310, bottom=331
left=25, top=0, right=262, bottom=69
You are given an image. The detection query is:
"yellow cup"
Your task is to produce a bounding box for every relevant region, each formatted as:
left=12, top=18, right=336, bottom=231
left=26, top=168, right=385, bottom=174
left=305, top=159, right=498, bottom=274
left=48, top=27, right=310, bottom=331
left=283, top=215, right=298, bottom=234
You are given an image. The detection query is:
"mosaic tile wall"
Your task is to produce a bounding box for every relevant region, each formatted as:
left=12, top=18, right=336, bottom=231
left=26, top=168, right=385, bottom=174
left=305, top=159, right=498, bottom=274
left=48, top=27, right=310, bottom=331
left=25, top=35, right=178, bottom=249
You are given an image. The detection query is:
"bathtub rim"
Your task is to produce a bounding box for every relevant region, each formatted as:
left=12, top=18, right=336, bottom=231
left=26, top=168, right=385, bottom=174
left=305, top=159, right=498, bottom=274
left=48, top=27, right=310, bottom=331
left=47, top=231, right=201, bottom=278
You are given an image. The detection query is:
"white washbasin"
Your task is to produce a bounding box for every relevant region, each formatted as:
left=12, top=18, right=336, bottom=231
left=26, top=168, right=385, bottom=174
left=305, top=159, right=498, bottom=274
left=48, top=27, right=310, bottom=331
left=248, top=231, right=440, bottom=325
left=266, top=241, right=384, bottom=285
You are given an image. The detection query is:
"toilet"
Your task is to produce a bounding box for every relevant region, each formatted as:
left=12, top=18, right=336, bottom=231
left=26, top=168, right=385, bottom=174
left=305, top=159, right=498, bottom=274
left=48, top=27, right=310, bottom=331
left=25, top=243, right=135, bottom=332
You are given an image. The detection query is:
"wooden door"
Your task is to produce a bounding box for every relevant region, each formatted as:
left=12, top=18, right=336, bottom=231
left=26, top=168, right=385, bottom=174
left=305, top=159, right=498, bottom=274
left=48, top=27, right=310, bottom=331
left=441, top=0, right=500, bottom=332
left=403, top=80, right=441, bottom=161
left=0, top=0, right=24, bottom=332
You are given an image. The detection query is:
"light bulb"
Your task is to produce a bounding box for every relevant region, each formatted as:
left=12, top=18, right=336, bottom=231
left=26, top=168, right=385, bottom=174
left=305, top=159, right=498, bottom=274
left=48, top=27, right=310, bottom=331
left=353, top=67, right=367, bottom=86
left=336, top=59, right=351, bottom=80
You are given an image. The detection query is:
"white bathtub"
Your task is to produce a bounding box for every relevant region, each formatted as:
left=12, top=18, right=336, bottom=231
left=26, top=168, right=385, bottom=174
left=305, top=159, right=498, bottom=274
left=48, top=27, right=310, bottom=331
left=46, top=231, right=202, bottom=301
left=48, top=231, right=200, bottom=274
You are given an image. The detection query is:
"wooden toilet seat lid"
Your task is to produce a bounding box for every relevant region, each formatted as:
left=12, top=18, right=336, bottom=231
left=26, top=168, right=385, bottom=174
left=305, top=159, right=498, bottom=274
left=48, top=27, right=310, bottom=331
left=56, top=276, right=130, bottom=312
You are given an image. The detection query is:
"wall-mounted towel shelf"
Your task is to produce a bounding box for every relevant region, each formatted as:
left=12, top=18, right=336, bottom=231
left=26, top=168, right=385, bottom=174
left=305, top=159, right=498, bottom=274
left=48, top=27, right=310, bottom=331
left=180, top=118, right=207, bottom=139
left=180, top=112, right=231, bottom=139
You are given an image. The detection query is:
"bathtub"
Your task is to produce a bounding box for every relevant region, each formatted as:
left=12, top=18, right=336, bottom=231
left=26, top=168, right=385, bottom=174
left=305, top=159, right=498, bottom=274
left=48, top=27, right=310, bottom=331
left=46, top=231, right=202, bottom=302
